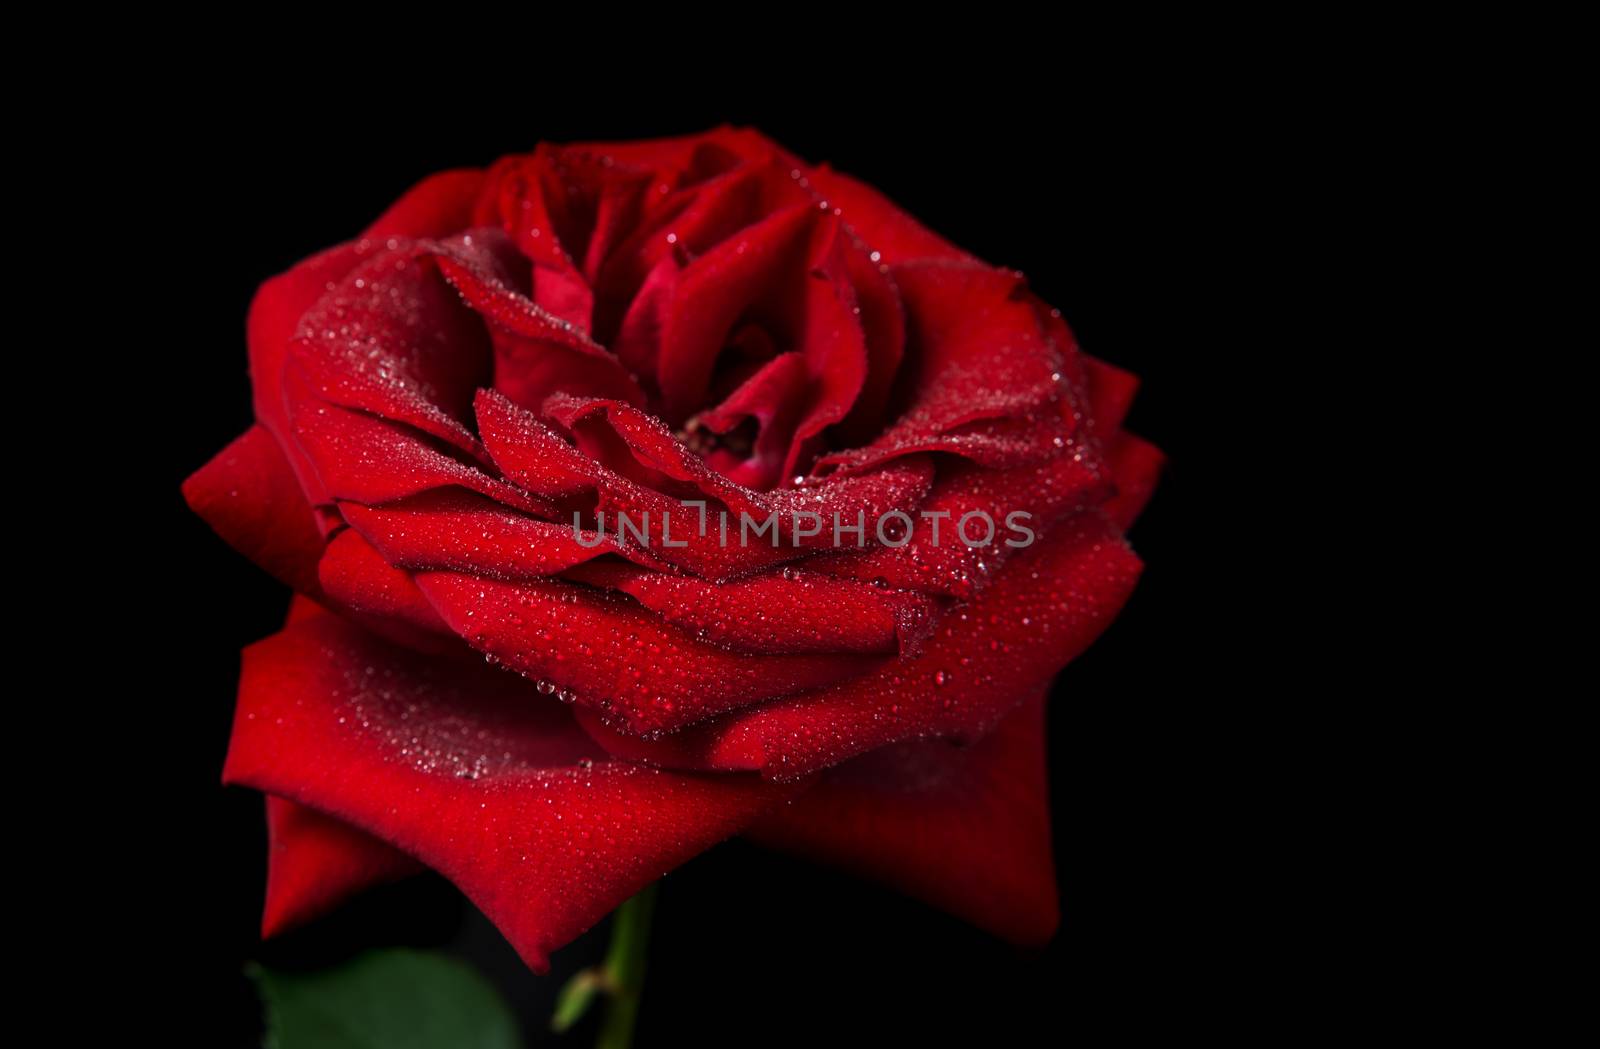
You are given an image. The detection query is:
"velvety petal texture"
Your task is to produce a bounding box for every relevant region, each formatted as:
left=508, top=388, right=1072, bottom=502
left=183, top=425, right=326, bottom=596
left=260, top=796, right=424, bottom=937
left=224, top=606, right=796, bottom=971
left=186, top=126, right=1162, bottom=967
left=746, top=690, right=1059, bottom=946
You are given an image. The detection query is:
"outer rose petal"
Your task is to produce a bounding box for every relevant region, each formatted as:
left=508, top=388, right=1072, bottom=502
left=287, top=239, right=491, bottom=456
left=1080, top=352, right=1164, bottom=529
left=248, top=243, right=365, bottom=446
left=746, top=690, right=1058, bottom=946
left=222, top=608, right=796, bottom=971
left=182, top=425, right=326, bottom=597
left=249, top=168, right=485, bottom=464
left=1103, top=432, right=1166, bottom=530
left=800, top=164, right=969, bottom=264
left=261, top=796, right=424, bottom=938
left=363, top=169, right=486, bottom=240
left=245, top=242, right=369, bottom=530
left=564, top=125, right=786, bottom=173
left=284, top=594, right=324, bottom=624
left=1083, top=354, right=1141, bottom=436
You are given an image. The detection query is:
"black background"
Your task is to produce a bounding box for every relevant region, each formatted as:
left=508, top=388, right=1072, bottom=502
left=129, top=84, right=1252, bottom=1046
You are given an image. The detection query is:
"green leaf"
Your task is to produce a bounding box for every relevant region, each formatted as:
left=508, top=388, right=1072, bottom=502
left=249, top=949, right=521, bottom=1049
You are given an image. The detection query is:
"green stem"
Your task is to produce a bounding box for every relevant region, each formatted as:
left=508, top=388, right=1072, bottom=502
left=595, top=883, right=657, bottom=1049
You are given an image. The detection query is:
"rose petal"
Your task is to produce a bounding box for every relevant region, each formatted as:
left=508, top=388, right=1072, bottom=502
left=816, top=261, right=1067, bottom=475
left=1103, top=432, right=1165, bottom=530
left=182, top=425, right=326, bottom=597
left=807, top=430, right=1109, bottom=599
left=835, top=236, right=906, bottom=444
left=657, top=204, right=816, bottom=421
left=248, top=242, right=368, bottom=514
left=261, top=796, right=424, bottom=937
left=611, top=253, right=680, bottom=383
left=287, top=239, right=491, bottom=456
left=472, top=147, right=595, bottom=329
left=288, top=393, right=551, bottom=517
left=575, top=510, right=1141, bottom=779
left=430, top=232, right=649, bottom=409
left=800, top=164, right=969, bottom=265
left=698, top=217, right=871, bottom=486
left=412, top=571, right=886, bottom=736
left=564, top=126, right=786, bottom=174
left=589, top=159, right=774, bottom=346
left=538, top=148, right=655, bottom=287
left=698, top=352, right=810, bottom=487
left=476, top=389, right=934, bottom=580
left=364, top=169, right=486, bottom=240
left=746, top=690, right=1057, bottom=946
left=223, top=608, right=796, bottom=972
left=1083, top=354, right=1141, bottom=437
left=316, top=529, right=453, bottom=646
left=567, top=562, right=939, bottom=656
left=338, top=491, right=668, bottom=580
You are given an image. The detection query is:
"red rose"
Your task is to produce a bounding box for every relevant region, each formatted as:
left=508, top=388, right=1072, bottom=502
left=184, top=126, right=1162, bottom=971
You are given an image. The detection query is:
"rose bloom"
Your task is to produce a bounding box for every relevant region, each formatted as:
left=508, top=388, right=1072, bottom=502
left=184, top=127, right=1163, bottom=971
